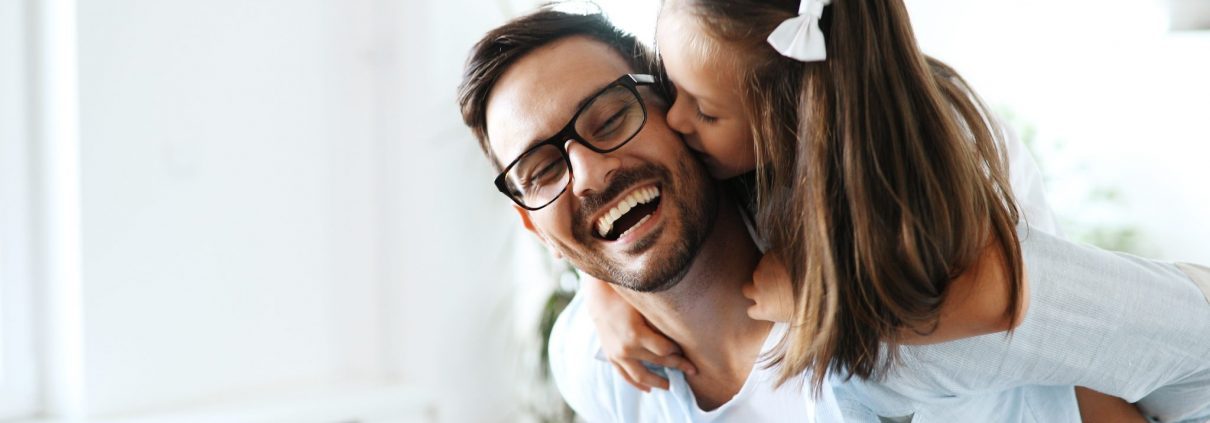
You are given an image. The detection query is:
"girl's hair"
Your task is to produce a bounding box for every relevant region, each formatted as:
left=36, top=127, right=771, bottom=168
left=672, top=0, right=1024, bottom=392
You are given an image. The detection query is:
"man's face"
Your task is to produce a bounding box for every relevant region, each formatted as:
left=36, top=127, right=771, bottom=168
left=485, top=36, right=718, bottom=292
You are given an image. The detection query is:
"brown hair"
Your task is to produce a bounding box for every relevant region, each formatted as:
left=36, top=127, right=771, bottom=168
left=672, top=0, right=1024, bottom=391
left=457, top=7, right=662, bottom=170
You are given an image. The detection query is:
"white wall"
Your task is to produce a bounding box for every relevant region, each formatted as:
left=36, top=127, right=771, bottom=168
left=73, top=0, right=539, bottom=421
left=75, top=0, right=390, bottom=416
left=906, top=0, right=1210, bottom=263
left=383, top=1, right=534, bottom=422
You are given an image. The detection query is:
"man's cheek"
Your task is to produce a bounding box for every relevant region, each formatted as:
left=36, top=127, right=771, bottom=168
left=531, top=229, right=566, bottom=260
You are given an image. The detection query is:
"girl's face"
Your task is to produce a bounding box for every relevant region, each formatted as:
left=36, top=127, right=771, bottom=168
left=656, top=9, right=756, bottom=180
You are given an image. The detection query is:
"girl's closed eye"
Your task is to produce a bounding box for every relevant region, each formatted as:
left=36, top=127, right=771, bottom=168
left=656, top=11, right=757, bottom=180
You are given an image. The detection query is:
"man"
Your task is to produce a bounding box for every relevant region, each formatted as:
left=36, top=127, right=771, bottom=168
left=457, top=8, right=833, bottom=421
left=457, top=7, right=1087, bottom=423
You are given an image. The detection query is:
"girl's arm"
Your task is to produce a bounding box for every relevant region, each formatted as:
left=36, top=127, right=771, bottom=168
left=1076, top=387, right=1147, bottom=422
left=743, top=243, right=1026, bottom=343
left=581, top=275, right=697, bottom=392
left=897, top=240, right=1028, bottom=345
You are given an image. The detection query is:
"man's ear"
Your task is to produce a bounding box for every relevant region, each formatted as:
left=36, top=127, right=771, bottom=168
left=513, top=205, right=564, bottom=260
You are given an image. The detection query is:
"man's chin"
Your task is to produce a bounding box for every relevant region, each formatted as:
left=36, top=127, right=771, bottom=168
left=613, top=259, right=693, bottom=293
left=590, top=240, right=698, bottom=293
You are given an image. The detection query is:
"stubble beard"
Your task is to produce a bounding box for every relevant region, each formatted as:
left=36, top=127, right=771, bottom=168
left=559, top=159, right=718, bottom=293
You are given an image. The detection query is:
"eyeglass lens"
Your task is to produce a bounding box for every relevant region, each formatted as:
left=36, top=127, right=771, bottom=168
left=502, top=84, right=645, bottom=209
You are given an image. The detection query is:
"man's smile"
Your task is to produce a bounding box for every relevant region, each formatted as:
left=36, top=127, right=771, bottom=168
left=593, top=183, right=663, bottom=242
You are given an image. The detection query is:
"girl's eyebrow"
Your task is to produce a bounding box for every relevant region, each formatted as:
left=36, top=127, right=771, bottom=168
left=679, top=78, right=725, bottom=111
left=692, top=92, right=721, bottom=111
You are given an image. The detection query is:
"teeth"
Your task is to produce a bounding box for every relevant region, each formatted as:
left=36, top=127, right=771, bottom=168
left=596, top=186, right=661, bottom=238
left=617, top=214, right=652, bottom=240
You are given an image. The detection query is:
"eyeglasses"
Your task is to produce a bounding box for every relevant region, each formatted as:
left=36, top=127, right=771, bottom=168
left=495, top=74, right=655, bottom=210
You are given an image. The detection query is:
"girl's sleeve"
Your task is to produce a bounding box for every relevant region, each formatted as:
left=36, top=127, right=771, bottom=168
left=1002, top=125, right=1062, bottom=237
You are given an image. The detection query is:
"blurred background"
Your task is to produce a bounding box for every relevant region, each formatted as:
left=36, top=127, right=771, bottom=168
left=0, top=0, right=1206, bottom=422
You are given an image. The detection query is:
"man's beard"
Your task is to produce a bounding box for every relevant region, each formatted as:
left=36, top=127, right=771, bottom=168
left=560, top=159, right=717, bottom=293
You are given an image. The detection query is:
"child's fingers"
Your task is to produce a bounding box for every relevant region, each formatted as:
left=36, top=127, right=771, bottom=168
left=615, top=358, right=671, bottom=391
left=748, top=303, right=774, bottom=322
left=741, top=282, right=757, bottom=300
left=636, top=327, right=681, bottom=357
left=643, top=352, right=698, bottom=376
left=747, top=301, right=761, bottom=319
left=611, top=361, right=651, bottom=392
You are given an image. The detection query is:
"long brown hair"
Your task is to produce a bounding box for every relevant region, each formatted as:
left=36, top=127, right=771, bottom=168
left=672, top=0, right=1024, bottom=391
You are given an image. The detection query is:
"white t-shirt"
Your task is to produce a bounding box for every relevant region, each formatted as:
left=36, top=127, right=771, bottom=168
left=548, top=292, right=845, bottom=422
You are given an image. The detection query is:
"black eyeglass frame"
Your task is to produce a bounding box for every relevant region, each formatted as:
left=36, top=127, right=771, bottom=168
left=494, top=73, right=656, bottom=211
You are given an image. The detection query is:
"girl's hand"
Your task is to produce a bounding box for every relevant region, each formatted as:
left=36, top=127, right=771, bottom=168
left=582, top=276, right=698, bottom=392
left=742, top=252, right=794, bottom=322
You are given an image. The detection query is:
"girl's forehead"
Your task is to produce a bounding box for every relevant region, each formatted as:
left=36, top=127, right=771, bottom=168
left=656, top=8, right=704, bottom=56
left=657, top=15, right=709, bottom=72
left=656, top=12, right=741, bottom=103
left=658, top=10, right=737, bottom=72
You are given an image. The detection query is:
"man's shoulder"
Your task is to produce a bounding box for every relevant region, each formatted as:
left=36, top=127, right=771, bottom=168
left=548, top=289, right=624, bottom=421
left=551, top=289, right=696, bottom=422
left=549, top=289, right=599, bottom=362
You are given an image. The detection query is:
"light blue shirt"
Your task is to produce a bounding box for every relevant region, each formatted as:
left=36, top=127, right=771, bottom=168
left=832, top=372, right=1080, bottom=422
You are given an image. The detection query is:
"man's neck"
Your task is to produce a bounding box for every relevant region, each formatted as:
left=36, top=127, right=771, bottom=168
left=616, top=191, right=770, bottom=410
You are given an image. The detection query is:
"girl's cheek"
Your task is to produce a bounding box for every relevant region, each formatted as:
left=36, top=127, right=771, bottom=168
left=712, top=128, right=757, bottom=174
left=685, top=133, right=734, bottom=174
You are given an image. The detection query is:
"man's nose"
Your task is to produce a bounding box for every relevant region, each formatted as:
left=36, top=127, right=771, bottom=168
left=566, top=139, right=620, bottom=198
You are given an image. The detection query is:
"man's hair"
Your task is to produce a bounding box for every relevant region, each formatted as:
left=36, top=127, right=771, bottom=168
left=457, top=8, right=658, bottom=170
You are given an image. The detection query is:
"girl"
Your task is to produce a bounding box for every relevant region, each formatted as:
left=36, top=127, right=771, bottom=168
left=584, top=0, right=1210, bottom=420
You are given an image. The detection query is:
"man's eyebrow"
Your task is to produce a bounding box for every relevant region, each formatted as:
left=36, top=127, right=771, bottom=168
left=515, top=77, right=619, bottom=154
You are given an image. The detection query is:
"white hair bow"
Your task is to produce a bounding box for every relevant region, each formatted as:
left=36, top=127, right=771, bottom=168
left=766, top=0, right=832, bottom=62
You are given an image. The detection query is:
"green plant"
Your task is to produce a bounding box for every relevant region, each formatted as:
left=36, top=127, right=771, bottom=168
left=523, top=263, right=578, bottom=423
